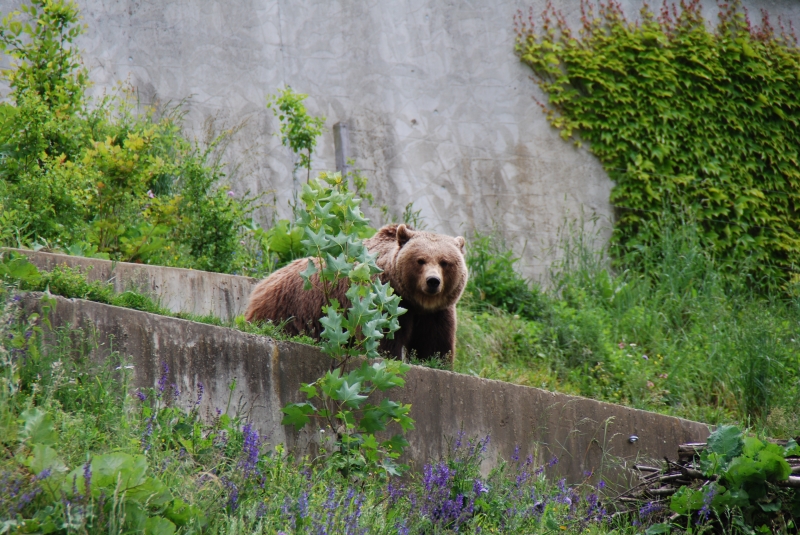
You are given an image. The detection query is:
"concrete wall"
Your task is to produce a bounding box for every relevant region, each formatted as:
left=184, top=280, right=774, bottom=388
left=4, top=0, right=798, bottom=279
left=10, top=248, right=259, bottom=322
left=21, top=292, right=710, bottom=485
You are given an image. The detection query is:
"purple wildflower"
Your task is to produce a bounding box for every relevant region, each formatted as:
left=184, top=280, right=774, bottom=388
left=697, top=486, right=716, bottom=523
left=141, top=415, right=154, bottom=451
left=227, top=190, right=235, bottom=197
left=511, top=445, right=520, bottom=462
left=454, top=430, right=465, bottom=450
left=157, top=362, right=169, bottom=395
left=473, top=479, right=488, bottom=495
left=256, top=501, right=267, bottom=518
left=640, top=501, right=663, bottom=517
left=195, top=382, right=204, bottom=406
left=36, top=468, right=52, bottom=481
left=147, top=190, right=155, bottom=199
left=135, top=389, right=147, bottom=402
left=83, top=461, right=92, bottom=497
left=222, top=477, right=239, bottom=511
left=548, top=456, right=559, bottom=467
left=239, top=423, right=261, bottom=476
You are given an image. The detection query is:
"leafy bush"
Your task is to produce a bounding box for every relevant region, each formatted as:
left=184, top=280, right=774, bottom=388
left=465, top=231, right=545, bottom=320
left=515, top=0, right=800, bottom=289
left=281, top=173, right=413, bottom=479
left=647, top=425, right=800, bottom=533
left=0, top=0, right=258, bottom=273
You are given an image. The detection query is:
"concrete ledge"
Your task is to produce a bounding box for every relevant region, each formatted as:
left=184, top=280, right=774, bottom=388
left=22, top=293, right=710, bottom=484
left=8, top=248, right=259, bottom=321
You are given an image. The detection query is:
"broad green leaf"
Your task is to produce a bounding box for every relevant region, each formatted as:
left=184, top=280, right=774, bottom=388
left=280, top=402, right=316, bottom=430
left=706, top=424, right=743, bottom=461
left=24, top=444, right=67, bottom=476
left=19, top=408, right=57, bottom=445
left=335, top=380, right=368, bottom=408
left=144, top=517, right=176, bottom=535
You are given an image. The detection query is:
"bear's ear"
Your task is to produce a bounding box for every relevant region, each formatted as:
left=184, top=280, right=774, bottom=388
left=454, top=236, right=465, bottom=254
left=397, top=224, right=415, bottom=247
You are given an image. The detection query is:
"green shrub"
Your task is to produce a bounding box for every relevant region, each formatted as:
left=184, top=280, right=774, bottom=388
left=515, top=0, right=800, bottom=289
left=0, top=0, right=258, bottom=273
left=465, top=231, right=545, bottom=320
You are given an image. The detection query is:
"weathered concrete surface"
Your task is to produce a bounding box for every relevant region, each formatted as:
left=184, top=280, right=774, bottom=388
left=10, top=248, right=258, bottom=322
left=22, top=292, right=710, bottom=484
left=4, top=0, right=797, bottom=279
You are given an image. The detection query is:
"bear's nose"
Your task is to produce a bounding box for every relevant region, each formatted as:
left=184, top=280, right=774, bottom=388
left=426, top=276, right=441, bottom=291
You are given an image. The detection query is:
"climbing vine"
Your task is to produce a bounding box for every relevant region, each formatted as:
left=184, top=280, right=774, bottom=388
left=515, top=0, right=800, bottom=288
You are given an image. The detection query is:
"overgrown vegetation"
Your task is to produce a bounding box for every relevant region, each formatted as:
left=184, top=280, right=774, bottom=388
left=515, top=0, right=800, bottom=290
left=0, top=0, right=258, bottom=273
left=458, top=218, right=800, bottom=436
left=0, top=282, right=628, bottom=534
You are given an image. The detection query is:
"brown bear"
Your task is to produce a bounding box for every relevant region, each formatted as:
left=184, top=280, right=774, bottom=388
left=244, top=224, right=468, bottom=363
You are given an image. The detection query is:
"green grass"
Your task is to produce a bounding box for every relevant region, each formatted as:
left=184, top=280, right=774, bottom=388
left=456, top=221, right=800, bottom=437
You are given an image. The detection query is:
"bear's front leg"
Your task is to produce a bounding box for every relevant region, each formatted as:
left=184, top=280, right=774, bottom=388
left=407, top=307, right=456, bottom=364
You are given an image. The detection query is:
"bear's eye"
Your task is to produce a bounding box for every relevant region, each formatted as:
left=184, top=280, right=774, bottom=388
left=417, top=259, right=426, bottom=265
left=440, top=261, right=449, bottom=268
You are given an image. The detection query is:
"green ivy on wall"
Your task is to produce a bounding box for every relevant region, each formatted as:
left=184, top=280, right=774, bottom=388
left=515, top=0, right=800, bottom=288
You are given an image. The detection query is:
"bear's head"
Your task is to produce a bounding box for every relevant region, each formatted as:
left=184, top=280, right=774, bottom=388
left=393, top=224, right=468, bottom=312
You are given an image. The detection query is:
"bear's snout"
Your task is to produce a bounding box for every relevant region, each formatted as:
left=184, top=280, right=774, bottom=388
left=426, top=275, right=441, bottom=293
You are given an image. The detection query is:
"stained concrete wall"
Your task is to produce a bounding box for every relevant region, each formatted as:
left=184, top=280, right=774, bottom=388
left=3, top=0, right=798, bottom=279
left=10, top=248, right=259, bottom=321
left=21, top=292, right=710, bottom=484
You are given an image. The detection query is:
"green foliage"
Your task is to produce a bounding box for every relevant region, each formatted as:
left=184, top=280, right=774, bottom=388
left=465, top=231, right=545, bottom=320
left=456, top=220, right=800, bottom=431
left=281, top=172, right=413, bottom=479
left=515, top=0, right=800, bottom=289
left=267, top=87, right=325, bottom=182
left=645, top=425, right=800, bottom=533
left=0, top=0, right=258, bottom=274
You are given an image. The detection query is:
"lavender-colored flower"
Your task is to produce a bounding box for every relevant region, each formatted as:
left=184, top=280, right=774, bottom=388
left=256, top=501, right=267, bottom=518
left=597, top=479, right=606, bottom=489
left=135, top=389, right=147, bottom=402
left=511, top=445, right=520, bottom=462
left=222, top=477, right=239, bottom=511
left=697, top=486, right=716, bottom=522
left=83, top=461, right=92, bottom=497
left=639, top=501, right=663, bottom=517
left=195, top=382, right=204, bottom=406
left=239, top=422, right=261, bottom=476
left=227, top=190, right=235, bottom=197
left=454, top=430, right=465, bottom=450
left=298, top=491, right=309, bottom=520
left=36, top=468, right=52, bottom=481
left=473, top=479, right=488, bottom=495
left=548, top=455, right=559, bottom=467
left=157, top=362, right=169, bottom=395
left=147, top=190, right=155, bottom=199
left=141, top=415, right=154, bottom=451
left=170, top=383, right=180, bottom=401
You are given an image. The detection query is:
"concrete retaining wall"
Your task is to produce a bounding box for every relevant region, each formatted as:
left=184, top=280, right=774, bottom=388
left=22, top=292, right=710, bottom=485
left=10, top=248, right=259, bottom=322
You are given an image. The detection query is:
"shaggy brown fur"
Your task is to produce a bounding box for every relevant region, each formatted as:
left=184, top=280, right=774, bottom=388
left=244, top=224, right=468, bottom=363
